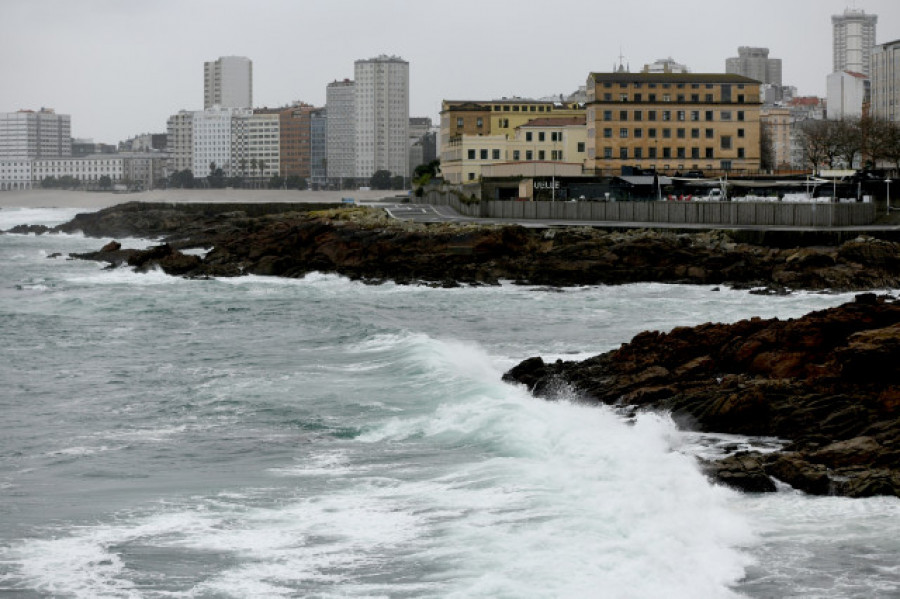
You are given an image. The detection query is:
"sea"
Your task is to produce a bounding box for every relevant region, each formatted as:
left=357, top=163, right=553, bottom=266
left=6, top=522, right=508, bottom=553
left=1, top=202, right=898, bottom=598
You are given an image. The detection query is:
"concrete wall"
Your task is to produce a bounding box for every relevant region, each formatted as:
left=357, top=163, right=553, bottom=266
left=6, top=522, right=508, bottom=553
left=416, top=191, right=876, bottom=226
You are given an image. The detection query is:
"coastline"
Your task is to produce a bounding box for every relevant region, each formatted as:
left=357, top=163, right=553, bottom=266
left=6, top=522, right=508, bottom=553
left=0, top=188, right=398, bottom=210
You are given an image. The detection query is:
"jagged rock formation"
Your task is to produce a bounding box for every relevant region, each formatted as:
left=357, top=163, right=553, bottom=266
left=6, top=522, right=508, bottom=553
left=503, top=294, right=900, bottom=498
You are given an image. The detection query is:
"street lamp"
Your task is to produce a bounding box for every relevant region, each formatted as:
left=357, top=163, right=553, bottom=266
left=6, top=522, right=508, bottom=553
left=887, top=178, right=893, bottom=212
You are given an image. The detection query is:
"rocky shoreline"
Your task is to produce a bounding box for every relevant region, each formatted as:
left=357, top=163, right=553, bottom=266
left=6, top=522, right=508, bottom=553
left=7, top=201, right=900, bottom=497
left=504, top=294, right=900, bottom=498
left=8, top=201, right=900, bottom=291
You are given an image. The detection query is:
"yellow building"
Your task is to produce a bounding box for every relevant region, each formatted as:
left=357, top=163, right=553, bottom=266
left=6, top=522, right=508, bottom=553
left=585, top=72, right=762, bottom=175
left=440, top=99, right=586, bottom=183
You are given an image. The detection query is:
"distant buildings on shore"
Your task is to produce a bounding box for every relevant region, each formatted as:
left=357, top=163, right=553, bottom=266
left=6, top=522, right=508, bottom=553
left=2, top=7, right=899, bottom=193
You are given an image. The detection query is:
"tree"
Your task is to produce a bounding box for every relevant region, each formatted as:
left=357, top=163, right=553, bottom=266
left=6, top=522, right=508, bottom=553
left=390, top=175, right=405, bottom=190
left=285, top=175, right=308, bottom=190
left=268, top=175, right=285, bottom=189
left=170, top=169, right=194, bottom=189
left=226, top=176, right=244, bottom=188
left=41, top=176, right=58, bottom=188
left=257, top=159, right=267, bottom=179
left=370, top=169, right=392, bottom=190
left=759, top=127, right=775, bottom=171
left=98, top=175, right=112, bottom=190
left=239, top=158, right=248, bottom=176
left=797, top=120, right=837, bottom=171
left=207, top=166, right=226, bottom=189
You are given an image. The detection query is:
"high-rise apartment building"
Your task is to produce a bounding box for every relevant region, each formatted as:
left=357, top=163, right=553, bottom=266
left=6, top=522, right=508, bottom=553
left=726, top=47, right=782, bottom=86
left=0, top=108, right=71, bottom=160
left=278, top=103, right=316, bottom=178
left=354, top=55, right=410, bottom=180
left=192, top=106, right=249, bottom=177
left=832, top=8, right=877, bottom=77
left=326, top=79, right=356, bottom=184
left=310, top=108, right=327, bottom=188
left=204, top=56, right=253, bottom=109
left=871, top=39, right=900, bottom=121
left=166, top=110, right=194, bottom=174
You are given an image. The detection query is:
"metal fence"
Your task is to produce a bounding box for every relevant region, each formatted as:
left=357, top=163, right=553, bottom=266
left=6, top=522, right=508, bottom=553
left=418, top=190, right=876, bottom=227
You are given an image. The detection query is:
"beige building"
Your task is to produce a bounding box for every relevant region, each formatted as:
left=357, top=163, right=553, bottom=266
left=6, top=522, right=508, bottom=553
left=439, top=99, right=585, bottom=184
left=760, top=107, right=793, bottom=169
left=585, top=72, right=762, bottom=175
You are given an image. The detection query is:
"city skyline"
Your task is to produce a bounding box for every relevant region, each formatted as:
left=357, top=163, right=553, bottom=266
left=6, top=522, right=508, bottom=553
left=2, top=0, right=899, bottom=144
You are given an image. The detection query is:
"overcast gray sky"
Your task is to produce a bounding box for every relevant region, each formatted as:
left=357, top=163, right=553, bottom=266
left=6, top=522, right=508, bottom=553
left=2, top=0, right=898, bottom=144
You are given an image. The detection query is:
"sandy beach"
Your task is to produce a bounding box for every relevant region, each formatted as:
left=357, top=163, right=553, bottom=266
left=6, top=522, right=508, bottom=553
left=0, top=188, right=406, bottom=210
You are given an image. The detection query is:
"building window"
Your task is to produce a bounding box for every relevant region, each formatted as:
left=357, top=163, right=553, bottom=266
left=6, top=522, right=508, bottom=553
left=691, top=111, right=700, bottom=121
left=721, top=136, right=732, bottom=150
left=649, top=94, right=657, bottom=102
left=677, top=111, right=686, bottom=121
left=468, top=172, right=475, bottom=180
left=457, top=118, right=464, bottom=127
left=737, top=128, right=745, bottom=138
left=513, top=150, right=520, bottom=160
left=604, top=110, right=613, bottom=121
left=634, top=128, right=643, bottom=138
left=480, top=149, right=488, bottom=159
left=552, top=150, right=563, bottom=160
left=691, top=94, right=700, bottom=102
left=721, top=160, right=732, bottom=171
left=677, top=148, right=686, bottom=158
left=706, top=148, right=714, bottom=158
left=737, top=95, right=745, bottom=103
left=634, top=93, right=642, bottom=102
left=737, top=111, right=745, bottom=121
left=677, top=128, right=686, bottom=139
left=691, top=147, right=700, bottom=159
left=604, top=128, right=613, bottom=138
left=577, top=142, right=585, bottom=152
left=648, top=147, right=657, bottom=158
left=467, top=149, right=475, bottom=159
left=662, top=111, right=671, bottom=121
left=539, top=132, right=545, bottom=142
left=705, top=128, right=714, bottom=139
left=705, top=110, right=714, bottom=121
left=492, top=149, right=500, bottom=159
left=633, top=110, right=642, bottom=121
left=620, top=94, right=629, bottom=101
left=663, top=94, right=671, bottom=102
left=720, top=111, right=732, bottom=121
left=616, top=110, right=626, bottom=121
left=677, top=95, right=685, bottom=102
left=526, top=132, right=532, bottom=141
left=648, top=128, right=657, bottom=138
left=604, top=147, right=613, bottom=158
left=620, top=128, right=629, bottom=138
left=648, top=110, right=657, bottom=121
left=634, top=147, right=643, bottom=159
left=620, top=147, right=628, bottom=159
left=526, top=150, right=533, bottom=160
left=476, top=118, right=483, bottom=128
left=738, top=148, right=745, bottom=158
left=538, top=150, right=545, bottom=160
left=663, top=128, right=672, bottom=138
left=691, top=128, right=700, bottom=138
left=663, top=147, right=672, bottom=158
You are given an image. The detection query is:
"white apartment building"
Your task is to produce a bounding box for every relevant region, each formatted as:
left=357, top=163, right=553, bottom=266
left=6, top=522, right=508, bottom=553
left=832, top=8, right=877, bottom=77
left=827, top=70, right=868, bottom=120
left=326, top=79, right=356, bottom=183
left=642, top=58, right=689, bottom=74
left=0, top=108, right=71, bottom=160
left=193, top=107, right=248, bottom=177
left=204, top=56, right=253, bottom=110
left=871, top=39, right=900, bottom=122
left=0, top=160, right=33, bottom=190
left=166, top=110, right=193, bottom=174
left=32, top=156, right=124, bottom=184
left=354, top=55, right=410, bottom=180
left=232, top=111, right=280, bottom=178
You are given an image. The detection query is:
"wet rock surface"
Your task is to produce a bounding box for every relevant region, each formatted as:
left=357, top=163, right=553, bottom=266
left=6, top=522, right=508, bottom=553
left=504, top=294, right=900, bottom=497
left=14, top=201, right=900, bottom=290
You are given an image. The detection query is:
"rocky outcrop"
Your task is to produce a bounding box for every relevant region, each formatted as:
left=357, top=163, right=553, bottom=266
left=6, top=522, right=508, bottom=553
left=503, top=294, right=900, bottom=498
left=21, top=201, right=900, bottom=291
